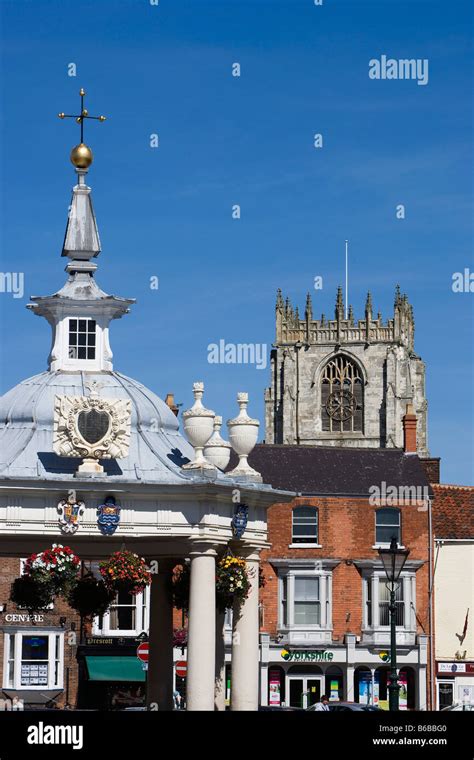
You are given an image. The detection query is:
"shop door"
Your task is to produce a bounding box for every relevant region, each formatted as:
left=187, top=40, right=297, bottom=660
left=289, top=678, right=304, bottom=708
left=288, top=676, right=323, bottom=708
left=307, top=679, right=321, bottom=707
left=438, top=682, right=453, bottom=710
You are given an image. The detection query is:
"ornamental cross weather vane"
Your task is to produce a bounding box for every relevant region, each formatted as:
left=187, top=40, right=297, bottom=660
left=58, top=88, right=106, bottom=168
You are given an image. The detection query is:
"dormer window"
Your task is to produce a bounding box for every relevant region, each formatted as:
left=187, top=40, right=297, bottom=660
left=68, top=318, right=96, bottom=360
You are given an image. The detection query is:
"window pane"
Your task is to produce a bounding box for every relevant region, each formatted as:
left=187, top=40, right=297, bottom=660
left=78, top=320, right=87, bottom=332
left=295, top=577, right=319, bottom=601
left=293, top=524, right=317, bottom=537
left=376, top=526, right=400, bottom=544
left=78, top=333, right=87, bottom=346
left=22, top=636, right=48, bottom=660
left=377, top=509, right=400, bottom=526
left=293, top=507, right=317, bottom=521
left=69, top=319, right=77, bottom=330
left=87, top=347, right=96, bottom=360
left=77, top=347, right=87, bottom=359
left=294, top=602, right=320, bottom=625
left=88, top=320, right=96, bottom=331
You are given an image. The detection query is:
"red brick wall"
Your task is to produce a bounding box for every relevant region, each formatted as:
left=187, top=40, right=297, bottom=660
left=0, top=557, right=82, bottom=708
left=260, top=496, right=430, bottom=640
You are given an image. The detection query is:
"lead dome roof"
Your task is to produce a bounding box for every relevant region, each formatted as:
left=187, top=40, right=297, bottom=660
left=0, top=370, right=197, bottom=483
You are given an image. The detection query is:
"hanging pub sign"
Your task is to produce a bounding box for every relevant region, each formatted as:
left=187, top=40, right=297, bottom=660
left=97, top=496, right=121, bottom=536
left=231, top=504, right=248, bottom=539
left=57, top=494, right=85, bottom=534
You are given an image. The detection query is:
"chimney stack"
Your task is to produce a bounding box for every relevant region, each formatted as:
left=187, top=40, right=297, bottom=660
left=403, top=403, right=417, bottom=453
left=165, top=393, right=179, bottom=417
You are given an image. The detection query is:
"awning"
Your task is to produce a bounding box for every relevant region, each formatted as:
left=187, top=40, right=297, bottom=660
left=85, top=656, right=146, bottom=682
left=2, top=689, right=62, bottom=705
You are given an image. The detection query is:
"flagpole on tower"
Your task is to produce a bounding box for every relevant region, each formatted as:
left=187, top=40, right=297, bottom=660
left=345, top=240, right=349, bottom=319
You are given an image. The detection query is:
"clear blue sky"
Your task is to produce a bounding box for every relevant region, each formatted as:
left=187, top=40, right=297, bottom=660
left=0, top=0, right=472, bottom=484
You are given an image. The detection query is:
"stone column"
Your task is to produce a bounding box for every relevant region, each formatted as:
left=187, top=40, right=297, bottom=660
left=230, top=549, right=260, bottom=711
left=186, top=543, right=216, bottom=711
left=214, top=609, right=226, bottom=711
left=147, top=561, right=174, bottom=711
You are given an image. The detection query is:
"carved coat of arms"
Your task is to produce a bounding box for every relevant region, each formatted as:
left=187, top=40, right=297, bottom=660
left=57, top=495, right=85, bottom=534
left=53, top=385, right=131, bottom=469
left=231, top=504, right=249, bottom=539
left=97, top=496, right=121, bottom=536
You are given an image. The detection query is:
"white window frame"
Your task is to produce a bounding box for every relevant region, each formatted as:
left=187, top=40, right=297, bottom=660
left=290, top=507, right=320, bottom=547
left=2, top=631, right=64, bottom=690
left=373, top=508, right=402, bottom=548
left=362, top=571, right=416, bottom=632
left=278, top=568, right=333, bottom=631
left=92, top=586, right=150, bottom=637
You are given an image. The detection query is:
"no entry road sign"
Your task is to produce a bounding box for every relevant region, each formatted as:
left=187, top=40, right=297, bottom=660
left=175, top=661, right=187, bottom=678
left=136, top=642, right=149, bottom=663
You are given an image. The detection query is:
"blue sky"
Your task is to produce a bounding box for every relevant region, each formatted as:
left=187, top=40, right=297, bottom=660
left=0, top=0, right=472, bottom=483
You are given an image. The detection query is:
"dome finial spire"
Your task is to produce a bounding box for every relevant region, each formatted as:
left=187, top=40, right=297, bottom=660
left=58, top=88, right=106, bottom=169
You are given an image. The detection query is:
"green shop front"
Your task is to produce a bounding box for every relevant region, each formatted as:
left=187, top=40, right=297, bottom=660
left=77, top=637, right=146, bottom=709
left=267, top=648, right=343, bottom=708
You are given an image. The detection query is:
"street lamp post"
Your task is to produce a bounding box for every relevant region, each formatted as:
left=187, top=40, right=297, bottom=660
left=378, top=537, right=410, bottom=711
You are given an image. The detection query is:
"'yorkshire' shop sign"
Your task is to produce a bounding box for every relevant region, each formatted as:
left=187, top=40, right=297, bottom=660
left=280, top=648, right=334, bottom=662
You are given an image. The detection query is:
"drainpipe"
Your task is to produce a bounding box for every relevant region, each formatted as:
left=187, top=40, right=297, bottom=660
left=427, top=496, right=435, bottom=710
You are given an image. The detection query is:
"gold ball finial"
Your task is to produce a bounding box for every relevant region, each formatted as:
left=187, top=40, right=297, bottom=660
left=70, top=143, right=93, bottom=168
left=80, top=88, right=86, bottom=96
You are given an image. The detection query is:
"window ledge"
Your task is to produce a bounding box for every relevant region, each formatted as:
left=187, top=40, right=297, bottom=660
left=288, top=543, right=322, bottom=549
left=372, top=545, right=406, bottom=551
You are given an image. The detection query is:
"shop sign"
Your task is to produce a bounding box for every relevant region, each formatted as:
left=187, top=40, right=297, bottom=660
left=438, top=662, right=467, bottom=674
left=4, top=613, right=44, bottom=623
left=280, top=648, right=334, bottom=662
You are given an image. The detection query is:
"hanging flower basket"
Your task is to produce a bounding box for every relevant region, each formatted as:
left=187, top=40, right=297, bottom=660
left=171, top=556, right=252, bottom=613
left=99, top=551, right=152, bottom=596
left=215, top=555, right=251, bottom=612
left=171, top=564, right=190, bottom=611
left=67, top=574, right=115, bottom=619
left=23, top=544, right=81, bottom=598
left=10, top=575, right=55, bottom=612
left=173, top=627, right=188, bottom=649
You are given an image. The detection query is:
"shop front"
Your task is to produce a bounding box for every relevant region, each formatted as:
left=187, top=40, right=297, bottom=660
left=260, top=635, right=428, bottom=709
left=436, top=661, right=474, bottom=710
left=77, top=637, right=147, bottom=710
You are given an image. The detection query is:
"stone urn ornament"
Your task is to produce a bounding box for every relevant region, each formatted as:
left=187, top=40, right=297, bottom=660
left=182, top=382, right=216, bottom=470
left=203, top=416, right=231, bottom=471
left=226, top=392, right=262, bottom=481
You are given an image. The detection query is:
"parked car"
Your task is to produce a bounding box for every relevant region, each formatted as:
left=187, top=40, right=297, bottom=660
left=307, top=701, right=383, bottom=712
left=441, top=702, right=473, bottom=711
left=258, top=705, right=303, bottom=711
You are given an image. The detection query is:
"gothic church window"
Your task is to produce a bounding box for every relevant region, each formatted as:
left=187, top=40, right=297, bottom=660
left=321, top=355, right=363, bottom=432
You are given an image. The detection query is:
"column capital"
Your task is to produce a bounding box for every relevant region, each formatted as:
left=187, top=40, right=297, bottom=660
left=188, top=540, right=218, bottom=558
left=229, top=542, right=262, bottom=562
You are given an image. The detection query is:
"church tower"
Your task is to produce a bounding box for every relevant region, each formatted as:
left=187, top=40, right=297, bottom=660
left=264, top=286, right=429, bottom=456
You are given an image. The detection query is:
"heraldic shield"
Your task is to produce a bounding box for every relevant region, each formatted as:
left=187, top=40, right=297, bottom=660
left=97, top=496, right=121, bottom=536
left=231, top=503, right=249, bottom=539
